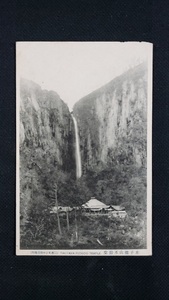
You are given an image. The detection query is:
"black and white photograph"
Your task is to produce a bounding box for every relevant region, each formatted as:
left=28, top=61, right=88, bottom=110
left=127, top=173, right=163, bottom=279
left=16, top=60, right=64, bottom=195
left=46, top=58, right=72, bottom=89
left=16, top=42, right=152, bottom=256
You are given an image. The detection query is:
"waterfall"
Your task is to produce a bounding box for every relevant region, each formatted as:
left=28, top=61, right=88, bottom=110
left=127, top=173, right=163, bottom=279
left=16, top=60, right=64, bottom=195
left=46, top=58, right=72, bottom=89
left=72, top=114, right=82, bottom=179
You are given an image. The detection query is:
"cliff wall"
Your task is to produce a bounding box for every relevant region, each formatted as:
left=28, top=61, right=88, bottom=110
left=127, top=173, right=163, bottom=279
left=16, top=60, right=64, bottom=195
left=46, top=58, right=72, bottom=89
left=20, top=78, right=75, bottom=171
left=73, top=62, right=147, bottom=173
left=19, top=78, right=75, bottom=222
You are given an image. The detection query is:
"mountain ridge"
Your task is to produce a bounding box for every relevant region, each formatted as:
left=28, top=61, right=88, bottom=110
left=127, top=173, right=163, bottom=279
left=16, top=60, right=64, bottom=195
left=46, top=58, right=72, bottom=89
left=74, top=62, right=147, bottom=172
left=73, top=62, right=147, bottom=109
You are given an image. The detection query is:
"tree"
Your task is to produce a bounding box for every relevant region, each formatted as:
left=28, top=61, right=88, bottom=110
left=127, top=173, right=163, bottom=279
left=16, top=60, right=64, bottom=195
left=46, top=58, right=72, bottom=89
left=54, top=184, right=62, bottom=235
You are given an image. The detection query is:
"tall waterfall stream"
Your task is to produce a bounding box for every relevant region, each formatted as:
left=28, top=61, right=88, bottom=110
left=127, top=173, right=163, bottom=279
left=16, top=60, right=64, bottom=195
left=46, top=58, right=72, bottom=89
left=72, top=114, right=82, bottom=179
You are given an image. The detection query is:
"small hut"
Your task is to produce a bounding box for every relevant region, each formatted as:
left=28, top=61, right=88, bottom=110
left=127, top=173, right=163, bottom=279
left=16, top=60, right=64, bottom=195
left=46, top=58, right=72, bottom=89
left=82, top=197, right=108, bottom=213
left=50, top=206, right=73, bottom=214
left=82, top=197, right=127, bottom=217
left=108, top=205, right=127, bottom=218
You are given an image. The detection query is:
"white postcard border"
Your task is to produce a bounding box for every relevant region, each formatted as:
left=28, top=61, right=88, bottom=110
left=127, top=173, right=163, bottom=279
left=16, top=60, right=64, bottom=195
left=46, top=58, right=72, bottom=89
left=16, top=42, right=153, bottom=256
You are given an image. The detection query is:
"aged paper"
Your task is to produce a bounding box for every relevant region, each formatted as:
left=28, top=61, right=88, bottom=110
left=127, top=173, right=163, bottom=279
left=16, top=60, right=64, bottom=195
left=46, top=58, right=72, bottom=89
left=16, top=42, right=152, bottom=256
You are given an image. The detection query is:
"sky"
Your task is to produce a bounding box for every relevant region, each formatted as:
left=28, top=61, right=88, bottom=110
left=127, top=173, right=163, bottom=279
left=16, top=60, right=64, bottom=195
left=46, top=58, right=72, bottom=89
left=17, top=42, right=151, bottom=110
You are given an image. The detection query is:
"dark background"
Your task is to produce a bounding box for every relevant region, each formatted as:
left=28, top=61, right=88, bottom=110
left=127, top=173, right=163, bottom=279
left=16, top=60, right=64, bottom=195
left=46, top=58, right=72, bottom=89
left=0, top=0, right=169, bottom=299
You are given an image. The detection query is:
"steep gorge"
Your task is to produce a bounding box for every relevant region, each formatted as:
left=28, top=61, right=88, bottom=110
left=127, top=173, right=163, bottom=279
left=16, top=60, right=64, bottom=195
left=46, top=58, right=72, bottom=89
left=20, top=62, right=148, bottom=223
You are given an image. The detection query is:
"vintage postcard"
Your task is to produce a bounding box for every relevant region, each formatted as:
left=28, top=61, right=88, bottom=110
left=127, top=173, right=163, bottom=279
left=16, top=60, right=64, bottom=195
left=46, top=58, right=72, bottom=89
left=16, top=42, right=152, bottom=256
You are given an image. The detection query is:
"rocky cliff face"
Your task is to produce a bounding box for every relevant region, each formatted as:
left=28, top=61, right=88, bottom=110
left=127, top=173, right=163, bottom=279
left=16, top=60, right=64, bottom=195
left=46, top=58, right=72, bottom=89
left=73, top=62, right=147, bottom=173
left=20, top=78, right=75, bottom=172
left=20, top=78, right=75, bottom=222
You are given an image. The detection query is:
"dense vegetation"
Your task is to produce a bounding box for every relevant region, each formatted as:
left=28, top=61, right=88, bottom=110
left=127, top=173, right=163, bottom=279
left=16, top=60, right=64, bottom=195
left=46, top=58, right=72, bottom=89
left=20, top=141, right=147, bottom=250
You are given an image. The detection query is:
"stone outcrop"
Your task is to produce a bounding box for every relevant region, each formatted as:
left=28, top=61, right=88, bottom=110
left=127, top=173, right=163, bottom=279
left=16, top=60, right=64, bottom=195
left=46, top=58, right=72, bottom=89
left=73, top=62, right=147, bottom=173
left=20, top=78, right=75, bottom=172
